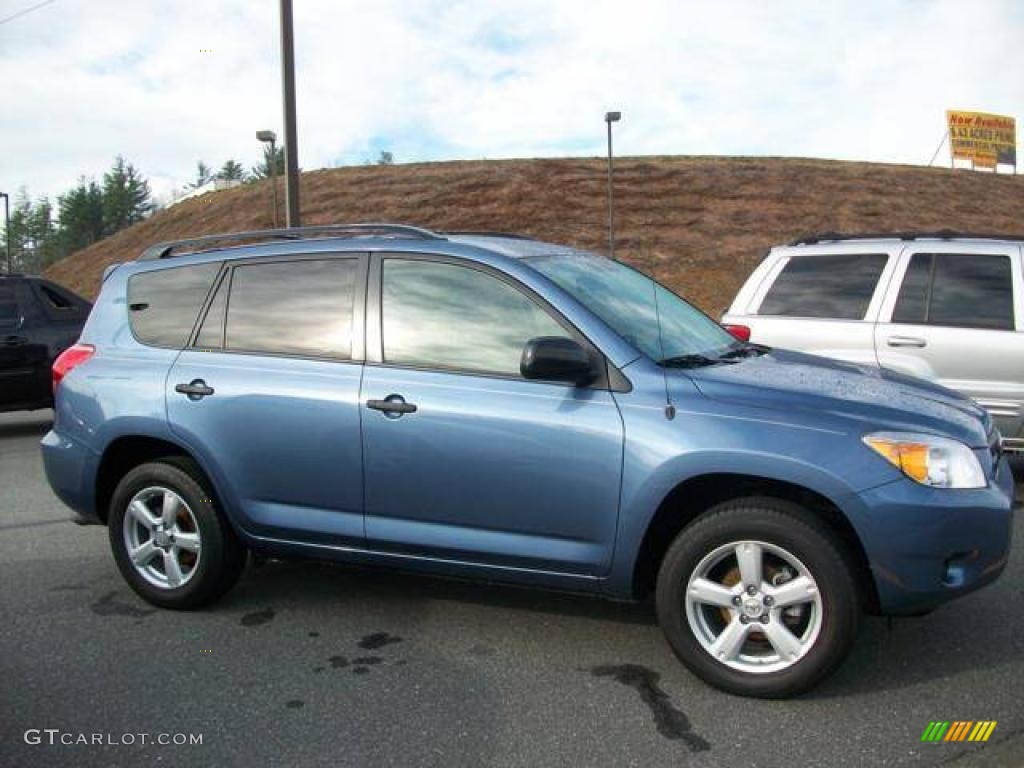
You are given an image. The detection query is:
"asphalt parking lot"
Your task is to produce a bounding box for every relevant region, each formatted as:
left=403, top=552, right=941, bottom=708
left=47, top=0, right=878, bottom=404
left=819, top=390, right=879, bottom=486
left=1, top=409, right=1021, bottom=768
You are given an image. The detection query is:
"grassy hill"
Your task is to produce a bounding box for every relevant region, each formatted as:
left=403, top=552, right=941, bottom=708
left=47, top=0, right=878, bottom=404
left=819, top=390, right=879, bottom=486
left=45, top=156, right=1024, bottom=314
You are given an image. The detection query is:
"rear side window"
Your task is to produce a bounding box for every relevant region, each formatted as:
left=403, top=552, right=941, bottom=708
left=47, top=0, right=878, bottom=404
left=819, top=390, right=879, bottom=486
left=128, top=263, right=220, bottom=347
left=39, top=284, right=73, bottom=310
left=758, top=253, right=887, bottom=319
left=892, top=253, right=1014, bottom=330
left=218, top=258, right=358, bottom=358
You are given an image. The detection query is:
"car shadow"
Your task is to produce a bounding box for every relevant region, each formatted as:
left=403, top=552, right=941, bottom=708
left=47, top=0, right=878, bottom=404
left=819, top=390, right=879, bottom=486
left=223, top=532, right=1021, bottom=700
left=230, top=557, right=657, bottom=626
left=0, top=412, right=53, bottom=440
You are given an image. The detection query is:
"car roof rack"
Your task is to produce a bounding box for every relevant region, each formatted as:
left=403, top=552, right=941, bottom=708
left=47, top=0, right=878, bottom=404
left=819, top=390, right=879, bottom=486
left=139, top=222, right=445, bottom=261
left=790, top=230, right=1024, bottom=246
left=444, top=230, right=535, bottom=240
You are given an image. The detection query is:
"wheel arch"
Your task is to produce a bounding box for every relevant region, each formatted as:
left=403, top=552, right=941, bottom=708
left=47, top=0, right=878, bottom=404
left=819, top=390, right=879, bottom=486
left=630, top=472, right=879, bottom=613
left=95, top=434, right=228, bottom=528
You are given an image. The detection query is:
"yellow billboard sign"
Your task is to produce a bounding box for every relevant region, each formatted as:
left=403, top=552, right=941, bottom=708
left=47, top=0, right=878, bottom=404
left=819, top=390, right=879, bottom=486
left=947, top=110, right=1016, bottom=168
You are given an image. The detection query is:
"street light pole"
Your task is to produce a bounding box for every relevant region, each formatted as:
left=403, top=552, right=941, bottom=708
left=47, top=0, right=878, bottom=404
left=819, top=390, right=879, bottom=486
left=604, top=111, right=621, bottom=260
left=0, top=192, right=10, bottom=273
left=256, top=131, right=279, bottom=228
left=279, top=0, right=301, bottom=227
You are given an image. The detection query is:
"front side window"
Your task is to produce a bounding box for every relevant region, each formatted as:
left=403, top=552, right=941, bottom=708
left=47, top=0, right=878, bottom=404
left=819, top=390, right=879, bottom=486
left=381, top=259, right=571, bottom=376
left=528, top=252, right=734, bottom=362
left=221, top=258, right=358, bottom=358
left=128, top=263, right=220, bottom=347
left=758, top=253, right=887, bottom=320
left=892, top=253, right=1014, bottom=330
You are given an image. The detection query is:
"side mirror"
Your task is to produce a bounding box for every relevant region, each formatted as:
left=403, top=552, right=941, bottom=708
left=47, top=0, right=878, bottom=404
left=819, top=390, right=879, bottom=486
left=520, top=336, right=596, bottom=386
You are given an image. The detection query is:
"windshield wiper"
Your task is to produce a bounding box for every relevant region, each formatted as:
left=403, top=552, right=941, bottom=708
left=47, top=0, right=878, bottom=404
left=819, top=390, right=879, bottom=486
left=719, top=343, right=771, bottom=360
left=658, top=354, right=733, bottom=368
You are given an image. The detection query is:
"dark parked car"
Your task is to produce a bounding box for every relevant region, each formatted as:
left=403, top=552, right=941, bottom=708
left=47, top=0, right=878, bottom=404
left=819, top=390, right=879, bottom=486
left=0, top=273, right=91, bottom=413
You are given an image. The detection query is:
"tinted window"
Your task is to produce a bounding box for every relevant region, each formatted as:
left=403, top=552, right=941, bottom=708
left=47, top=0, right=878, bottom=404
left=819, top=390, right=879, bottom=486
left=891, top=253, right=932, bottom=324
left=759, top=254, right=887, bottom=319
left=39, top=284, right=74, bottom=310
left=382, top=259, right=571, bottom=376
left=225, top=259, right=357, bottom=358
left=195, top=276, right=227, bottom=349
left=893, top=253, right=1013, bottom=330
left=0, top=286, right=18, bottom=326
left=128, top=263, right=220, bottom=347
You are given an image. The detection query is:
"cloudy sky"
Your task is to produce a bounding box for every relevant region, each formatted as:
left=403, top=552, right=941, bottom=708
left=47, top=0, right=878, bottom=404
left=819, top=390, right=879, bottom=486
left=2, top=0, right=1023, bottom=204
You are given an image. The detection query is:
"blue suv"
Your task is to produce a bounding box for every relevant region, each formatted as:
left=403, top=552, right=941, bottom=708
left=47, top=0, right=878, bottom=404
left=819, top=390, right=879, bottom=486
left=42, top=224, right=1014, bottom=697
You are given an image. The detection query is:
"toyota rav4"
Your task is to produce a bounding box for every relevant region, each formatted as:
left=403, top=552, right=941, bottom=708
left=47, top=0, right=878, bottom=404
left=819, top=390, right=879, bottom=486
left=42, top=224, right=1014, bottom=697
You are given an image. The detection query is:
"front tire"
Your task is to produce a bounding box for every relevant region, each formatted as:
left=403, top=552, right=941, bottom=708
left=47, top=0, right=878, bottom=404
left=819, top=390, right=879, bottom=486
left=108, top=459, right=246, bottom=609
left=655, top=497, right=860, bottom=698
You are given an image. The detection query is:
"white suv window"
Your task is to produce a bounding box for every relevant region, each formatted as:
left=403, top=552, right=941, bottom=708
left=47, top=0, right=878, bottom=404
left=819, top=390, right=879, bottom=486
left=892, top=253, right=1014, bottom=331
left=758, top=253, right=887, bottom=320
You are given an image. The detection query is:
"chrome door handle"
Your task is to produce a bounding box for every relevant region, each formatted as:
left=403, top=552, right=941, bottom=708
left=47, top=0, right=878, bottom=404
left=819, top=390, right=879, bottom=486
left=886, top=336, right=927, bottom=348
left=175, top=379, right=215, bottom=399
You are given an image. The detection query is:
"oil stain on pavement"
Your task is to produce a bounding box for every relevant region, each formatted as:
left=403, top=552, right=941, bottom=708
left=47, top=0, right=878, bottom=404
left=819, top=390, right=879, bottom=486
left=358, top=632, right=403, bottom=650
left=90, top=591, right=156, bottom=619
left=590, top=664, right=710, bottom=752
left=240, top=607, right=275, bottom=626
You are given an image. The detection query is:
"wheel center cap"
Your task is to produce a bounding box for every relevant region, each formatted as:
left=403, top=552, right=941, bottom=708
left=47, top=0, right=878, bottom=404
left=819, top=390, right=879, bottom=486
left=741, top=597, right=763, bottom=618
left=154, top=531, right=171, bottom=548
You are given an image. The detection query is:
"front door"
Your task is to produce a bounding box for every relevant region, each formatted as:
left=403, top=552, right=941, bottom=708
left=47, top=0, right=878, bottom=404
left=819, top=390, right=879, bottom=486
left=875, top=245, right=1024, bottom=441
left=167, top=254, right=368, bottom=545
left=360, top=255, right=624, bottom=576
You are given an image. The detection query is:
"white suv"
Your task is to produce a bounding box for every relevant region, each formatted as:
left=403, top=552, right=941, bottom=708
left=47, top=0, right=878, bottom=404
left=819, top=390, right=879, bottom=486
left=722, top=233, right=1024, bottom=453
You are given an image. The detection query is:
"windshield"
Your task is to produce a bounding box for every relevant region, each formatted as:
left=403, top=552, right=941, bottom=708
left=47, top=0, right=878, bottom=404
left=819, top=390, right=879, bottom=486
left=528, top=252, right=737, bottom=363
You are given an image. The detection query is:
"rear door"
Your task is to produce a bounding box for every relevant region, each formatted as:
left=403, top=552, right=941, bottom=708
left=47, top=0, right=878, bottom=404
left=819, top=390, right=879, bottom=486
left=874, top=243, right=1024, bottom=441
left=736, top=249, right=896, bottom=364
left=167, top=253, right=368, bottom=546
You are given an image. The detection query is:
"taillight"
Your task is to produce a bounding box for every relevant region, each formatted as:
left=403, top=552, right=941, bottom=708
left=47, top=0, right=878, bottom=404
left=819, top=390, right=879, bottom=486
left=52, top=344, right=95, bottom=393
left=723, top=324, right=752, bottom=342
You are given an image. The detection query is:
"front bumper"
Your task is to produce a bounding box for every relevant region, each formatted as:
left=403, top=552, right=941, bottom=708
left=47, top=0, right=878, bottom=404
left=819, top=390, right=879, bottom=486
left=854, top=455, right=1015, bottom=615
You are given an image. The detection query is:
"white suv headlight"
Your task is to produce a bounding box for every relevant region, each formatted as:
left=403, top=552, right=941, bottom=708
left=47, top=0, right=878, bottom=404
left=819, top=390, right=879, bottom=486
left=863, top=432, right=986, bottom=489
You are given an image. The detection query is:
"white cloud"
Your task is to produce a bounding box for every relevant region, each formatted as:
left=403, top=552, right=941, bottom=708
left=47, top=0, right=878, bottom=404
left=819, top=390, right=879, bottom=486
left=2, top=0, right=1022, bottom=203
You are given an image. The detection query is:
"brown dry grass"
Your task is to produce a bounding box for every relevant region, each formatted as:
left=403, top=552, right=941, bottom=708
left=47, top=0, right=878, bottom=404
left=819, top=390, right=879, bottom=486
left=45, top=156, right=1024, bottom=313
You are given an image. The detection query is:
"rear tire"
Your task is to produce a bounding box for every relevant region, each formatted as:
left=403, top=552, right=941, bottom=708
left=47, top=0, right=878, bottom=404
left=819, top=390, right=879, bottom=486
left=108, top=459, right=246, bottom=609
left=655, top=497, right=860, bottom=698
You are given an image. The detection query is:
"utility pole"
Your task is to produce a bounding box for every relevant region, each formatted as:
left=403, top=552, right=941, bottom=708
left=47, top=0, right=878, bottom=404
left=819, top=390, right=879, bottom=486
left=604, top=111, right=621, bottom=260
left=279, top=0, right=301, bottom=227
left=256, top=131, right=279, bottom=228
left=0, top=192, right=10, bottom=273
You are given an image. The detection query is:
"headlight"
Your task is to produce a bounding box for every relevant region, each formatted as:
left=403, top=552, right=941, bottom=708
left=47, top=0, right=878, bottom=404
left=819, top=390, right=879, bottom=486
left=863, top=432, right=986, bottom=489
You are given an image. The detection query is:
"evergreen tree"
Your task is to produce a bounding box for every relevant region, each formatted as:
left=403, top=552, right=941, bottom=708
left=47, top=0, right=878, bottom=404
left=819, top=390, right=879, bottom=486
left=4, top=190, right=32, bottom=272
left=218, top=159, right=246, bottom=182
left=57, top=178, right=105, bottom=254
left=101, top=156, right=153, bottom=235
left=250, top=145, right=286, bottom=179
left=189, top=161, right=214, bottom=190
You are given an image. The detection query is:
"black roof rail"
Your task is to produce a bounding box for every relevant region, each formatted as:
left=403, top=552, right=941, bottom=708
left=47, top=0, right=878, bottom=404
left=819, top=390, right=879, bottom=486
left=789, top=230, right=1024, bottom=246
left=444, top=230, right=536, bottom=240
left=139, top=222, right=444, bottom=261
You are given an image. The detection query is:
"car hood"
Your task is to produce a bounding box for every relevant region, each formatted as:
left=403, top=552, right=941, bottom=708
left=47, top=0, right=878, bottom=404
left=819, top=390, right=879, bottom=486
left=683, top=349, right=990, bottom=447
